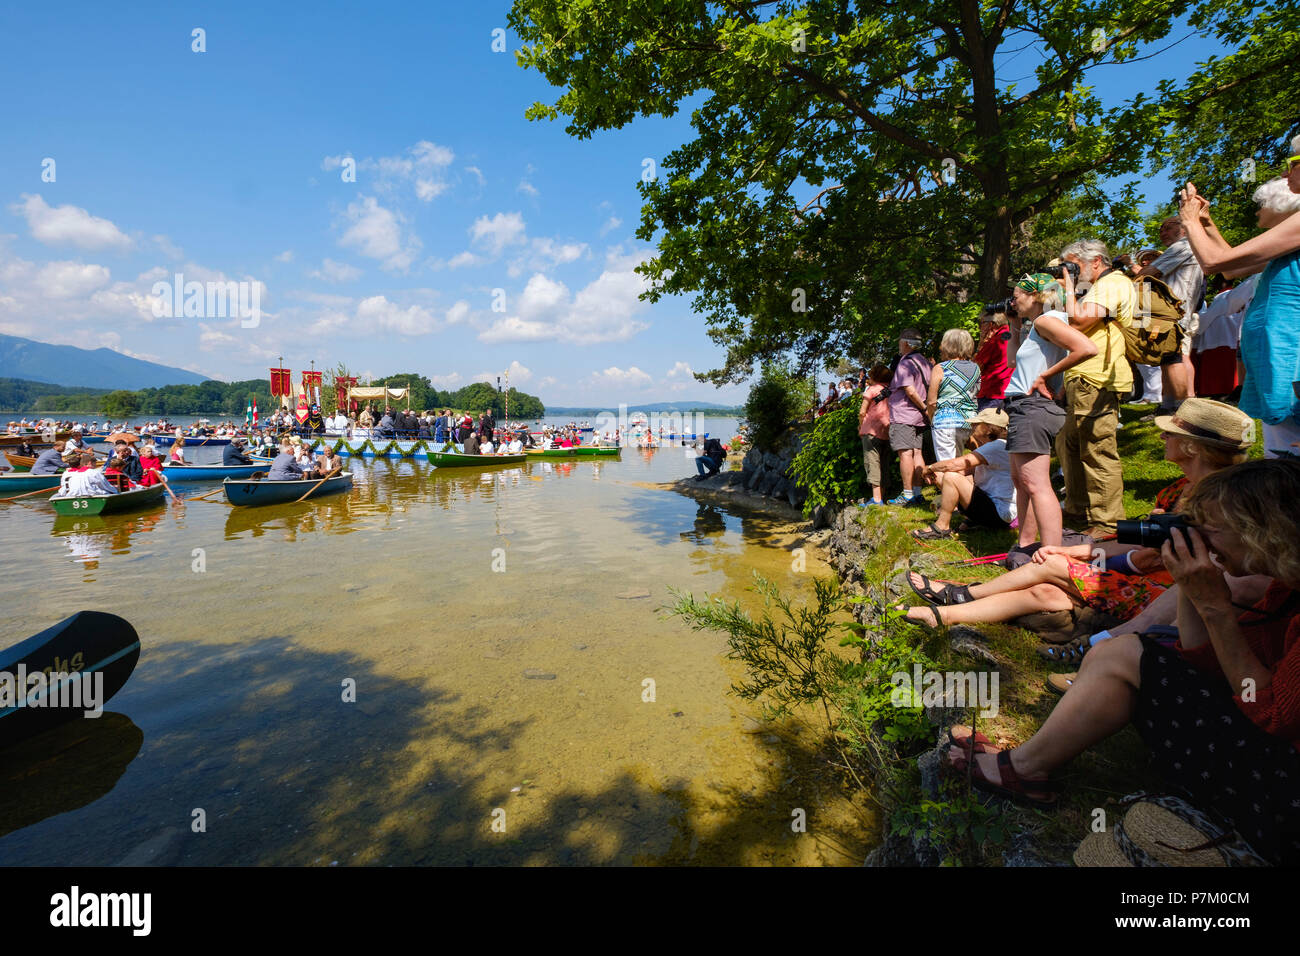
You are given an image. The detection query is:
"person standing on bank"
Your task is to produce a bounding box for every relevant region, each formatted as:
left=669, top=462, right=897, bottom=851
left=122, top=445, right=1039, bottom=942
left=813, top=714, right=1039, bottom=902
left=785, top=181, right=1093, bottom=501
left=1059, top=240, right=1138, bottom=537
left=926, top=328, right=981, bottom=462
left=886, top=328, right=933, bottom=506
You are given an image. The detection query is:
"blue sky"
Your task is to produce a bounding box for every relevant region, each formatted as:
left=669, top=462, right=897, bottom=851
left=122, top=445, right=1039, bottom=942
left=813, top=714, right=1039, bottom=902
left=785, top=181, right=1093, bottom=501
left=0, top=3, right=1228, bottom=406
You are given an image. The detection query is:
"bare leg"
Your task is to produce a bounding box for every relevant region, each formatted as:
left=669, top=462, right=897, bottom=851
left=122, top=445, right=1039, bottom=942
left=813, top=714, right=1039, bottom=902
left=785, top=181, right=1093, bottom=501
left=907, top=582, right=1075, bottom=626
left=975, top=635, right=1144, bottom=781
left=1012, top=451, right=1061, bottom=547
left=965, top=553, right=1077, bottom=599
left=932, top=472, right=973, bottom=530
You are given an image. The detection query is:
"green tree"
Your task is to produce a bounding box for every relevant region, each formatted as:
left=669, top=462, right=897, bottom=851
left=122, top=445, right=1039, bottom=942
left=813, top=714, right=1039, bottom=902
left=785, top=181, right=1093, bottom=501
left=510, top=0, right=1275, bottom=382
left=100, top=390, right=141, bottom=419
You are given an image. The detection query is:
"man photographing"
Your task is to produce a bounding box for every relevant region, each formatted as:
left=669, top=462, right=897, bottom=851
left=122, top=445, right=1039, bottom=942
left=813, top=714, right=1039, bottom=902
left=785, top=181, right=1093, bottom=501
left=1057, top=239, right=1136, bottom=537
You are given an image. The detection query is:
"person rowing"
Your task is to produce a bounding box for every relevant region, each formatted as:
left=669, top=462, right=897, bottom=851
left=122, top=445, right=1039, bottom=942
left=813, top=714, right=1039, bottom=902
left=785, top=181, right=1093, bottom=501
left=223, top=437, right=254, bottom=466
left=266, top=439, right=306, bottom=481
left=31, top=440, right=69, bottom=475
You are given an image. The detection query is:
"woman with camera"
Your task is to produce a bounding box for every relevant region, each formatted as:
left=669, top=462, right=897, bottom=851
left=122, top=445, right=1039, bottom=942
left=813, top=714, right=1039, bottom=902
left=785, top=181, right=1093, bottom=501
left=944, top=459, right=1300, bottom=864
left=998, top=274, right=1097, bottom=549
left=899, top=399, right=1255, bottom=634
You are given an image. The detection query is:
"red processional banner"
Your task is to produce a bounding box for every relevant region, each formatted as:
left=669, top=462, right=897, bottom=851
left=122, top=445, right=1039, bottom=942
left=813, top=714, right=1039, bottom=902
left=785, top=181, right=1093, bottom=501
left=269, top=368, right=291, bottom=397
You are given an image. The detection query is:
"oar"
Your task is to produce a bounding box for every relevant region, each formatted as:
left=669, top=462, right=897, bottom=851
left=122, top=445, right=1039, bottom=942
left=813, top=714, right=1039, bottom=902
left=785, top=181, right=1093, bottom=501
left=294, top=465, right=343, bottom=503
left=186, top=486, right=226, bottom=502
left=0, top=484, right=60, bottom=503
left=159, top=474, right=181, bottom=503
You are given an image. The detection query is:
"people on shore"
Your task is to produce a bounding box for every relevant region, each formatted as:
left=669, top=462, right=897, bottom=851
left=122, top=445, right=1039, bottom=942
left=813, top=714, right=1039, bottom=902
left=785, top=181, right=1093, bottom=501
left=943, top=459, right=1300, bottom=865
left=910, top=407, right=1015, bottom=539
left=926, top=328, right=981, bottom=463
left=857, top=364, right=893, bottom=505
left=886, top=328, right=933, bottom=505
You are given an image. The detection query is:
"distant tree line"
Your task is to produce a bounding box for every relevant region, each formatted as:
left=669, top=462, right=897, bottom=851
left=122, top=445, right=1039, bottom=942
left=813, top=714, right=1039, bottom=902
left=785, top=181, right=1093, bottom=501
left=2, top=374, right=546, bottom=420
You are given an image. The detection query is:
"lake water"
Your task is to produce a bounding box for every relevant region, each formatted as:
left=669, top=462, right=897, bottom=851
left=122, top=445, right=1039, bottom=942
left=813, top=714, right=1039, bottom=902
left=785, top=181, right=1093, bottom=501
left=0, top=418, right=873, bottom=865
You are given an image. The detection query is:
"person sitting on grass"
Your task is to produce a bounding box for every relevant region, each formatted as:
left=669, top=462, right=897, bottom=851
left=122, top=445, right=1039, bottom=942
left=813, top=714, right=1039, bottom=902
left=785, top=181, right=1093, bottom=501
left=899, top=398, right=1255, bottom=633
left=910, top=407, right=1015, bottom=540
left=944, top=459, right=1300, bottom=866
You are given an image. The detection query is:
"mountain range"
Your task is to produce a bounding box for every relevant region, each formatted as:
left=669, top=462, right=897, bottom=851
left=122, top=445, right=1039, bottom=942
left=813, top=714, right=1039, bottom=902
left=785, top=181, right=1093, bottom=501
left=0, top=334, right=210, bottom=390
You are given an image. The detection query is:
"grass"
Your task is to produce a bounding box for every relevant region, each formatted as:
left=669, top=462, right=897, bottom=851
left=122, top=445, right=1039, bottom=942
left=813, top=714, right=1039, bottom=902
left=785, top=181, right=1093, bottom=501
left=839, top=405, right=1267, bottom=864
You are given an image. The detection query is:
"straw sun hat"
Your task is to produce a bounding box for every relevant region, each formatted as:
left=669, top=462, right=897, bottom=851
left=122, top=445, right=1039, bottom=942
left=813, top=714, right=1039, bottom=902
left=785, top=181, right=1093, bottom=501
left=1073, top=794, right=1270, bottom=867
left=1154, top=398, right=1255, bottom=451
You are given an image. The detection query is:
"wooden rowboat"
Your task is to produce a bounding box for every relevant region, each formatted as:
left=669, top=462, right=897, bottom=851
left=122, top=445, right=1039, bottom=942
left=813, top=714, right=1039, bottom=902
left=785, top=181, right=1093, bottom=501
left=525, top=446, right=621, bottom=458
left=4, top=453, right=34, bottom=472
left=222, top=471, right=353, bottom=506
left=161, top=461, right=268, bottom=482
left=50, top=484, right=167, bottom=516
left=0, top=611, right=141, bottom=750
left=428, top=445, right=527, bottom=467
left=0, top=472, right=63, bottom=496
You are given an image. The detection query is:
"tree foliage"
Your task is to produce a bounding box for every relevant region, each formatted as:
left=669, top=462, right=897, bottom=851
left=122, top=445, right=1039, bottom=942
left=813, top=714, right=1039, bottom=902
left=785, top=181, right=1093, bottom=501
left=510, top=0, right=1288, bottom=383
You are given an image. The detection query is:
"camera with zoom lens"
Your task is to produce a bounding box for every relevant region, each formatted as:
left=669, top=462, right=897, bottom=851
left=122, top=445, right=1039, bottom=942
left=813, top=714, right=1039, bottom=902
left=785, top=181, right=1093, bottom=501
left=983, top=297, right=1016, bottom=317
left=1115, top=512, right=1190, bottom=549
left=1045, top=261, right=1081, bottom=281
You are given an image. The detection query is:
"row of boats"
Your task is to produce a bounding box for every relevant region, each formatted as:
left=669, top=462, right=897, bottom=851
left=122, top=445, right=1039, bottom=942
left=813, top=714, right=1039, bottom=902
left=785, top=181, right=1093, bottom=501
left=1, top=441, right=623, bottom=513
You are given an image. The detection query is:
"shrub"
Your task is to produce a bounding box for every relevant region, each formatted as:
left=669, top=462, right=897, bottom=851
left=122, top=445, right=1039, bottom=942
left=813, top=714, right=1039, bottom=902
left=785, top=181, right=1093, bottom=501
left=789, top=401, right=867, bottom=516
left=743, top=362, right=814, bottom=451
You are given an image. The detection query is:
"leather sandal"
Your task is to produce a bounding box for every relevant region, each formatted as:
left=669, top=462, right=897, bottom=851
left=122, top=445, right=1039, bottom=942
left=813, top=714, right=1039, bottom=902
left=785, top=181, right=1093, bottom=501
left=967, top=749, right=1063, bottom=809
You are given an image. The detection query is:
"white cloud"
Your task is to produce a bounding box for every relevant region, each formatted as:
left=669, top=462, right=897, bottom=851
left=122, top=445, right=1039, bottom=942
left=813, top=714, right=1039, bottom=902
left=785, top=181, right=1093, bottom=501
left=447, top=250, right=482, bottom=270
left=338, top=195, right=420, bottom=272
left=539, top=375, right=557, bottom=387
left=275, top=250, right=294, bottom=263
left=430, top=372, right=462, bottom=389
left=518, top=179, right=539, bottom=197
left=507, top=237, right=588, bottom=277
left=475, top=256, right=652, bottom=345
left=324, top=140, right=455, bottom=202
left=354, top=295, right=439, bottom=335
left=469, top=211, right=527, bottom=256
left=445, top=300, right=471, bottom=324
left=465, top=166, right=485, bottom=186
left=154, top=235, right=184, bottom=260
left=665, top=361, right=696, bottom=392
left=473, top=360, right=532, bottom=384
left=35, top=261, right=112, bottom=299
left=587, top=366, right=653, bottom=390
left=308, top=258, right=363, bottom=283
left=12, top=194, right=133, bottom=252
left=599, top=216, right=622, bottom=236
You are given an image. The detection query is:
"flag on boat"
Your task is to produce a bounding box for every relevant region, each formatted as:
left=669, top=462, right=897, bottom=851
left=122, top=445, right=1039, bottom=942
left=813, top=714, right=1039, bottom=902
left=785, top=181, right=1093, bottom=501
left=246, top=398, right=252, bottom=426
left=252, top=398, right=258, bottom=427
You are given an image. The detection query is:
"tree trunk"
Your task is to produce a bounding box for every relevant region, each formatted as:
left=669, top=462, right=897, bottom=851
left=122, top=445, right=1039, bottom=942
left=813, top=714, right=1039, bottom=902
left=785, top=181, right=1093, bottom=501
left=979, top=201, right=1013, bottom=301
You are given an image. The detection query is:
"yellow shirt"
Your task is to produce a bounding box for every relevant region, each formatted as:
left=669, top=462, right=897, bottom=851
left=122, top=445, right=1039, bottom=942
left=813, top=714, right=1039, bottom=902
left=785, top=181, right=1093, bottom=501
left=1067, top=270, right=1135, bottom=393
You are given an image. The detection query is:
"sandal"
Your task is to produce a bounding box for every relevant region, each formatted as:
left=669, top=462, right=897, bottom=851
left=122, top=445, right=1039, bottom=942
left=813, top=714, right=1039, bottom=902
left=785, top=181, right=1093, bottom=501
left=947, top=725, right=995, bottom=757
left=1036, top=637, right=1089, bottom=664
left=967, top=749, right=1064, bottom=809
left=911, top=523, right=955, bottom=541
left=887, top=602, right=945, bottom=632
left=907, top=567, right=973, bottom=606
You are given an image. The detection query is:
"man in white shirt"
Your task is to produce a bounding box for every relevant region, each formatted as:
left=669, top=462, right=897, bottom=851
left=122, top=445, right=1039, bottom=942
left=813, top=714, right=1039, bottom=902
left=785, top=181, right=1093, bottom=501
left=910, top=408, right=1016, bottom=539
left=1135, top=216, right=1205, bottom=410
left=59, top=463, right=119, bottom=497
left=505, top=433, right=523, bottom=454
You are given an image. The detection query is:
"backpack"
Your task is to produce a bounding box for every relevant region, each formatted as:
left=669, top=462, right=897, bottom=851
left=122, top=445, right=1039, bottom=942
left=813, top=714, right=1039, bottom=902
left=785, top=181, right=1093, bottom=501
left=1121, top=274, right=1185, bottom=364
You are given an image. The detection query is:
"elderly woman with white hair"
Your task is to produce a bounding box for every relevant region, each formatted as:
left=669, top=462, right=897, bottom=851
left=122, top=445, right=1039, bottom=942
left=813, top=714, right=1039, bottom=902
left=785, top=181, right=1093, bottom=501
left=1192, top=176, right=1300, bottom=400
left=1180, top=138, right=1300, bottom=458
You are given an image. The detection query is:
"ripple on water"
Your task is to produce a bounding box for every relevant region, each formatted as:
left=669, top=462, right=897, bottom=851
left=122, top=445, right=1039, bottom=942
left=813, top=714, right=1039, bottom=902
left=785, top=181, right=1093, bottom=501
left=0, top=429, right=873, bottom=864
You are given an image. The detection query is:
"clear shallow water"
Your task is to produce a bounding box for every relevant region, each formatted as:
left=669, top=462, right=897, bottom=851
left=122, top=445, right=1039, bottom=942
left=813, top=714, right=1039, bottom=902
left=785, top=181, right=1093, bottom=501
left=0, top=420, right=872, bottom=865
